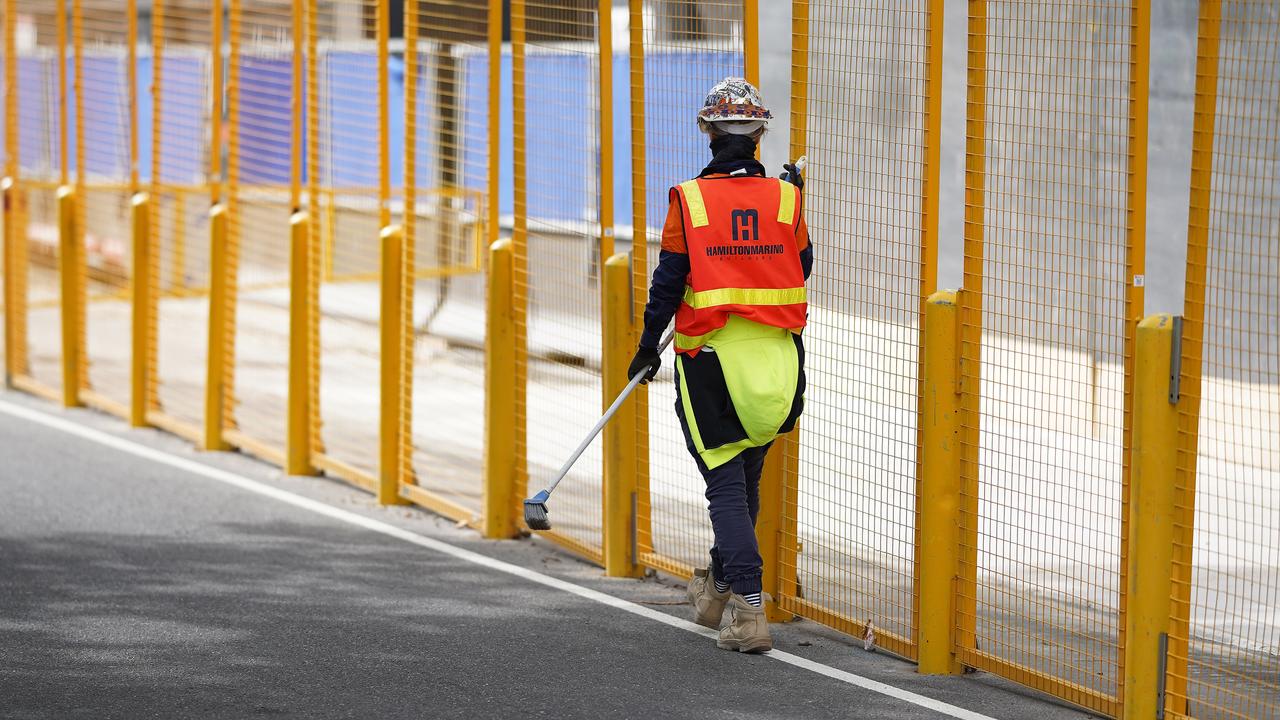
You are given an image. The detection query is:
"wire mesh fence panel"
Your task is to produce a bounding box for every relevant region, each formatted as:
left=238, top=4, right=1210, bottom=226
left=77, top=2, right=135, bottom=416
left=225, top=0, right=298, bottom=458
left=404, top=0, right=493, bottom=520
left=12, top=3, right=65, bottom=394
left=150, top=0, right=215, bottom=435
left=513, top=0, right=607, bottom=558
left=309, top=0, right=383, bottom=484
left=957, top=2, right=1138, bottom=713
left=631, top=0, right=745, bottom=578
left=15, top=178, right=61, bottom=394
left=1174, top=3, right=1280, bottom=718
left=79, top=184, right=133, bottom=412
left=776, top=0, right=932, bottom=657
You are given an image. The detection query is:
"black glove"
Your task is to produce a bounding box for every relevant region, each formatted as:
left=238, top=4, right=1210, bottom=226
left=628, top=346, right=661, bottom=384
left=780, top=162, right=804, bottom=190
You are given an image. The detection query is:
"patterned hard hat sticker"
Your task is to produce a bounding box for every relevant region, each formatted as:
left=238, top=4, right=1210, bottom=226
left=698, top=76, right=773, bottom=123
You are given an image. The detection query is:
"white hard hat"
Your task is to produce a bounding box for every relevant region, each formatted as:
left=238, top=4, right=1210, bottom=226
left=696, top=77, right=772, bottom=135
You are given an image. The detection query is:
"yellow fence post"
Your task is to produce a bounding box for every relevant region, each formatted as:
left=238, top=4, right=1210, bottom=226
left=304, top=0, right=322, bottom=473
left=1, top=179, right=7, bottom=385
left=510, top=0, right=530, bottom=523
left=204, top=203, right=230, bottom=451
left=71, top=0, right=88, bottom=402
left=1116, top=2, right=1153, bottom=700
left=912, top=0, right=946, bottom=651
left=129, top=192, right=152, bottom=427
left=484, top=239, right=520, bottom=538
left=57, top=185, right=82, bottom=408
left=917, top=290, right=963, bottom=675
left=2, top=177, right=18, bottom=386
left=595, top=0, right=619, bottom=562
left=378, top=225, right=409, bottom=506
left=1121, top=314, right=1181, bottom=719
left=2, top=0, right=14, bottom=387
left=286, top=210, right=314, bottom=476
left=3, top=0, right=19, bottom=389
left=602, top=252, right=641, bottom=577
left=401, top=0, right=419, bottom=497
left=626, top=0, right=655, bottom=560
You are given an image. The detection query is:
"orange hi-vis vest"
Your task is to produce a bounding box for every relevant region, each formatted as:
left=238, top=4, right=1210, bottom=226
left=672, top=175, right=807, bottom=354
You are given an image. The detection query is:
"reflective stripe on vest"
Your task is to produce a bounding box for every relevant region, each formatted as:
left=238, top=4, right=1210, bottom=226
left=679, top=179, right=710, bottom=227
left=777, top=181, right=796, bottom=224
left=683, top=286, right=806, bottom=310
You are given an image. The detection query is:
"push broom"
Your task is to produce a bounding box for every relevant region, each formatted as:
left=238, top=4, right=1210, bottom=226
left=523, top=331, right=674, bottom=531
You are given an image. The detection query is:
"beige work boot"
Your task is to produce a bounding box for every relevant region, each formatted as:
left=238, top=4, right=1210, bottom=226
left=687, top=567, right=731, bottom=629
left=717, top=594, right=772, bottom=653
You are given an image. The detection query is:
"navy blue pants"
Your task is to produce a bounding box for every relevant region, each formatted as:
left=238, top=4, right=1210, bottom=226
left=702, top=443, right=772, bottom=596
left=672, top=353, right=789, bottom=597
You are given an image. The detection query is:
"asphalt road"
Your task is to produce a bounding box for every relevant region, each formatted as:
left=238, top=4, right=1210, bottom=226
left=0, top=390, right=1089, bottom=720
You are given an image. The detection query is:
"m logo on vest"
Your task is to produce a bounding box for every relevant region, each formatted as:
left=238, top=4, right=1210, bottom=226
left=730, top=209, right=759, bottom=242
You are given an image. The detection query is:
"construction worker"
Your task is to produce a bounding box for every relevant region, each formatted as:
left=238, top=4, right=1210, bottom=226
left=628, top=77, right=811, bottom=654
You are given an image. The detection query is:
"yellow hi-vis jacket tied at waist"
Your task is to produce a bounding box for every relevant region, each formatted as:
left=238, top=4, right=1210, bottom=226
left=676, top=315, right=804, bottom=470
left=672, top=176, right=808, bottom=355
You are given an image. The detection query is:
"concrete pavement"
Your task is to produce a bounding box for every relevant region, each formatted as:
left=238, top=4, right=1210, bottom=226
left=0, top=389, right=1089, bottom=720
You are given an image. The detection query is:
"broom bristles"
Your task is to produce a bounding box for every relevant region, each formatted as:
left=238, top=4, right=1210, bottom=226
left=523, top=501, right=551, bottom=530
left=523, top=489, right=552, bottom=530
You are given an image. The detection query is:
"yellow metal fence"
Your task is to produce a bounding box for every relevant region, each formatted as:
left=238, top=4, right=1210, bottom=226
left=776, top=0, right=942, bottom=661
left=508, top=0, right=612, bottom=562
left=220, top=0, right=297, bottom=463
left=148, top=0, right=215, bottom=442
left=957, top=2, right=1143, bottom=713
left=1171, top=2, right=1279, bottom=718
left=2, top=3, right=1276, bottom=719
left=7, top=0, right=64, bottom=401
left=402, top=0, right=497, bottom=525
left=76, top=3, right=134, bottom=419
left=308, top=0, right=385, bottom=490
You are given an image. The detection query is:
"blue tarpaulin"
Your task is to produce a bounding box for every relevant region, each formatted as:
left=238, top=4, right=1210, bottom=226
left=12, top=47, right=743, bottom=228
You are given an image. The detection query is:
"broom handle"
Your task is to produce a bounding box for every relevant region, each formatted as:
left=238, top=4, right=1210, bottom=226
left=544, top=330, right=674, bottom=496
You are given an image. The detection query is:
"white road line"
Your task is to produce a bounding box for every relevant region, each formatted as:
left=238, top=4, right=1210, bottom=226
left=0, top=398, right=999, bottom=720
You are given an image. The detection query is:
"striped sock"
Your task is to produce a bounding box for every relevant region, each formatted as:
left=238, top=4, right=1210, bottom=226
left=714, top=578, right=731, bottom=594
left=742, top=592, right=763, bottom=608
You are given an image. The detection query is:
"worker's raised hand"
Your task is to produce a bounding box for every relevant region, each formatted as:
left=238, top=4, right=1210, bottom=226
left=780, top=163, right=804, bottom=190
left=628, top=346, right=661, bottom=384
left=781, top=156, right=808, bottom=190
